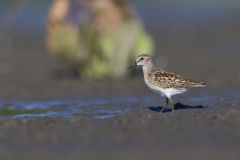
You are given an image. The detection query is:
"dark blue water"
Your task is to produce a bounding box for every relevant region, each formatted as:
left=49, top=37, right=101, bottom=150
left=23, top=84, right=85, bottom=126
left=0, top=96, right=149, bottom=119
left=0, top=91, right=238, bottom=120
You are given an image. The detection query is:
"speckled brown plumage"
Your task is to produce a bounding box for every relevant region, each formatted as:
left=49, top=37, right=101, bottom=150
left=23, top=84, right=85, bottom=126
left=146, top=67, right=206, bottom=89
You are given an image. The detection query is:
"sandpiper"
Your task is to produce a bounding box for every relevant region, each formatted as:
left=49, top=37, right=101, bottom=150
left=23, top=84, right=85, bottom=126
left=130, top=54, right=206, bottom=112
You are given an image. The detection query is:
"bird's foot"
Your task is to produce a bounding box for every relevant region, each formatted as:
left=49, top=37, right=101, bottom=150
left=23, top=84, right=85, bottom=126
left=161, top=107, right=165, bottom=113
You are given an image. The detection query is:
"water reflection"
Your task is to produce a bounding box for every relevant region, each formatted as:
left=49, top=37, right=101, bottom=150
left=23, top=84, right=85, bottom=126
left=0, top=91, right=239, bottom=119
left=0, top=96, right=147, bottom=119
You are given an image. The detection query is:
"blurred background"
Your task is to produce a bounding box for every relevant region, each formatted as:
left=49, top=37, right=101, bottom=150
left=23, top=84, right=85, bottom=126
left=0, top=0, right=240, bottom=95
left=0, top=1, right=240, bottom=160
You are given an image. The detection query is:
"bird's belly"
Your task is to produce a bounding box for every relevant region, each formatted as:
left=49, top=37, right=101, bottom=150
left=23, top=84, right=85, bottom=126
left=146, top=82, right=186, bottom=98
left=163, top=88, right=187, bottom=97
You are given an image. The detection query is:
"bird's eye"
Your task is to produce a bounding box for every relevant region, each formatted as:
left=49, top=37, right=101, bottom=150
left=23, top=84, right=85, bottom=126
left=140, top=57, right=144, bottom=60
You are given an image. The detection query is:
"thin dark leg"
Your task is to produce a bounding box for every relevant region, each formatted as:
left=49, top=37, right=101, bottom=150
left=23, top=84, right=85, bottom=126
left=161, top=97, right=169, bottom=113
left=169, top=98, right=175, bottom=112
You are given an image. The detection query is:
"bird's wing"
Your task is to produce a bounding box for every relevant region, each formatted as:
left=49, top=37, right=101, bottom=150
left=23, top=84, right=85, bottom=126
left=148, top=68, right=205, bottom=89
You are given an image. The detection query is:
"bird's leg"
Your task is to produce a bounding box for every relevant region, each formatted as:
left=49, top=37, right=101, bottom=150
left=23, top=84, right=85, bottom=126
left=161, top=97, right=169, bottom=113
left=169, top=98, right=175, bottom=112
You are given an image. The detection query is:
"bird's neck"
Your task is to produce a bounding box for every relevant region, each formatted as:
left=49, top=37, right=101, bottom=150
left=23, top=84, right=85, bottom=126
left=142, top=61, right=154, bottom=75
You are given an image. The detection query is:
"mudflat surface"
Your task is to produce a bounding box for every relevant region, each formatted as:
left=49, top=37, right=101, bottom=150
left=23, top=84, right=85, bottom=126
left=0, top=88, right=240, bottom=160
left=0, top=37, right=239, bottom=160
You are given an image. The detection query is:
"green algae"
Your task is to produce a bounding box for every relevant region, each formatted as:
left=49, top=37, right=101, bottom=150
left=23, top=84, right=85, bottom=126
left=0, top=108, right=50, bottom=116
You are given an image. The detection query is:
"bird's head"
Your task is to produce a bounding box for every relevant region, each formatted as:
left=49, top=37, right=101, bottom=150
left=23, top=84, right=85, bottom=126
left=128, top=54, right=153, bottom=70
left=135, top=54, right=152, bottom=66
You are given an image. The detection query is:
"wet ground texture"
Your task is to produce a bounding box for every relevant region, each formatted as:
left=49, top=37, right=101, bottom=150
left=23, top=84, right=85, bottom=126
left=0, top=85, right=239, bottom=160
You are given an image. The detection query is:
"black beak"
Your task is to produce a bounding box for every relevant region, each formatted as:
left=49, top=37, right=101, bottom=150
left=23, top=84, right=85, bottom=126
left=127, top=62, right=137, bottom=70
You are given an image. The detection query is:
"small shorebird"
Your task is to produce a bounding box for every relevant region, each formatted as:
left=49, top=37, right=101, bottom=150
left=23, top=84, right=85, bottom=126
left=130, top=54, right=206, bottom=112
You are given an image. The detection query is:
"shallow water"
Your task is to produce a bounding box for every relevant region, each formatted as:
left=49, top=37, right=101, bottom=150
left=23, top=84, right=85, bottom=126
left=0, top=90, right=238, bottom=120
left=0, top=96, right=150, bottom=119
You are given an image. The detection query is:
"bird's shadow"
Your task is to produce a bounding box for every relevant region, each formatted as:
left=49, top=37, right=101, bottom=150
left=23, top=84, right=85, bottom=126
left=147, top=103, right=207, bottom=113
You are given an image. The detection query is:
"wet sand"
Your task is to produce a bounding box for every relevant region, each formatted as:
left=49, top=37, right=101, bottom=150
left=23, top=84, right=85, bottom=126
left=0, top=88, right=240, bottom=160
left=0, top=36, right=239, bottom=160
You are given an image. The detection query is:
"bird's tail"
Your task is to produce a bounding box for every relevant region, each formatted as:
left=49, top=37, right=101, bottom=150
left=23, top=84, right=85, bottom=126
left=193, top=81, right=206, bottom=87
